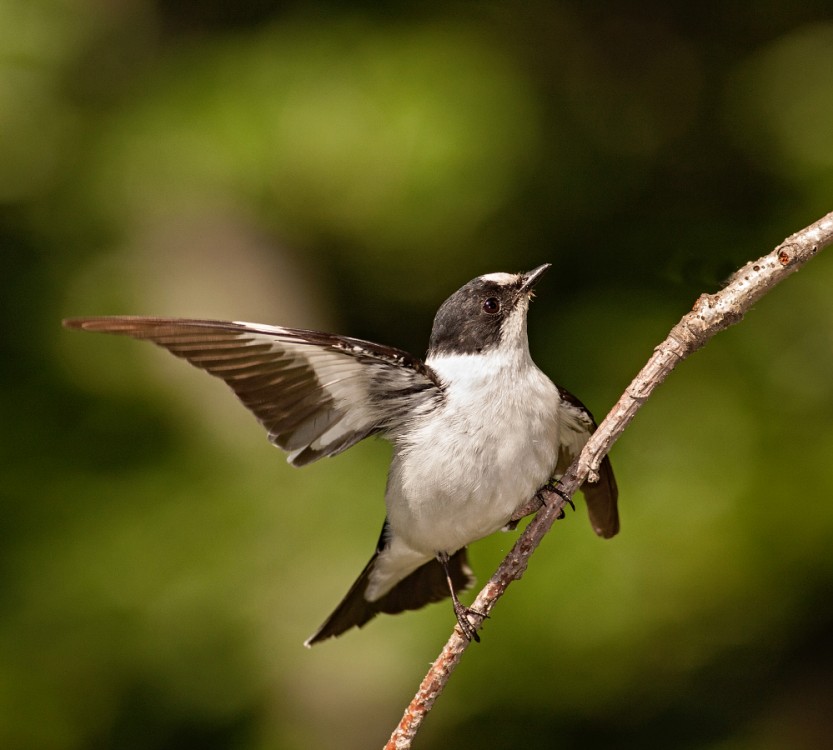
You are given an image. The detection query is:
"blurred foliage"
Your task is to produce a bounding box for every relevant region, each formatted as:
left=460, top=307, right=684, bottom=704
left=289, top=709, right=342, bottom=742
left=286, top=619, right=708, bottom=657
left=2, top=1, right=833, bottom=748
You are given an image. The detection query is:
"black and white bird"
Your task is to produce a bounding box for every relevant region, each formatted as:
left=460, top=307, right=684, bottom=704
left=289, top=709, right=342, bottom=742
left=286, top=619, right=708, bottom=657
left=63, top=264, right=618, bottom=645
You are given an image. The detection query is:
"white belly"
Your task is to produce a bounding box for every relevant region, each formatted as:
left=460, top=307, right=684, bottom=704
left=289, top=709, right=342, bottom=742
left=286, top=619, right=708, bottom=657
left=385, top=351, right=561, bottom=556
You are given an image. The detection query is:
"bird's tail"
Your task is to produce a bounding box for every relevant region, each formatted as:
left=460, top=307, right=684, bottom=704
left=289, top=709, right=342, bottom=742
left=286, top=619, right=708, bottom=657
left=582, top=454, right=620, bottom=538
left=304, top=542, right=474, bottom=647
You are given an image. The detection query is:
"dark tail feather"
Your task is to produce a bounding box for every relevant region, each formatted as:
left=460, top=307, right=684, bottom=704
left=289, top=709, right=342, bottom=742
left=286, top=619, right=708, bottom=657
left=304, top=547, right=474, bottom=647
left=582, top=454, right=620, bottom=538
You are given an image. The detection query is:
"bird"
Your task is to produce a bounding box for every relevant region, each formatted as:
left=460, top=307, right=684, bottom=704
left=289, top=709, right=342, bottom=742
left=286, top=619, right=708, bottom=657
left=63, top=263, right=618, bottom=646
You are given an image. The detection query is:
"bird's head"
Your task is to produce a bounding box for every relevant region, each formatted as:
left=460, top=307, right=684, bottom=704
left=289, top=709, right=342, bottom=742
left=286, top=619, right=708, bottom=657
left=427, top=264, right=550, bottom=357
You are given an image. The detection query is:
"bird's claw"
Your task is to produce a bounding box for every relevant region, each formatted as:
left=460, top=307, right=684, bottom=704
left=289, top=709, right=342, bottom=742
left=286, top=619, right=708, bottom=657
left=541, top=479, right=575, bottom=512
left=453, top=601, right=487, bottom=643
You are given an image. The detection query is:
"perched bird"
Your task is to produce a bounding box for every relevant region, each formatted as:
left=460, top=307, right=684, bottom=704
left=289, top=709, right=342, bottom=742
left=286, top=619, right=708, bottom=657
left=63, top=264, right=618, bottom=646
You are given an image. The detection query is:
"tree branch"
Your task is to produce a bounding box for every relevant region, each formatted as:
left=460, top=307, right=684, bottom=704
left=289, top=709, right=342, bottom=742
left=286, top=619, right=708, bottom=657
left=384, top=211, right=833, bottom=750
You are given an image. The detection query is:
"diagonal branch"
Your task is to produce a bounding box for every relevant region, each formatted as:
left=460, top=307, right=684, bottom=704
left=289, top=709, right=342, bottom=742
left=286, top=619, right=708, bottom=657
left=384, top=210, right=833, bottom=750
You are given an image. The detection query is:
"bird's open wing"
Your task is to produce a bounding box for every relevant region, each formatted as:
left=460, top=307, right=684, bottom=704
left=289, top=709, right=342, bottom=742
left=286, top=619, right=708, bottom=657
left=63, top=317, right=443, bottom=466
left=556, top=387, right=620, bottom=539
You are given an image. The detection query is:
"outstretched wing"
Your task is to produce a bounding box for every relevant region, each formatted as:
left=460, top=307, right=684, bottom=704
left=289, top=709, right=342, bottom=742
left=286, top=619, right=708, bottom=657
left=556, top=387, right=620, bottom=539
left=63, top=317, right=443, bottom=466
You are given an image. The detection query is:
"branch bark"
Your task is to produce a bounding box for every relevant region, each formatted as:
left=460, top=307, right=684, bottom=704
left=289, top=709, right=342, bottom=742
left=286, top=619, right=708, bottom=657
left=384, top=211, right=833, bottom=750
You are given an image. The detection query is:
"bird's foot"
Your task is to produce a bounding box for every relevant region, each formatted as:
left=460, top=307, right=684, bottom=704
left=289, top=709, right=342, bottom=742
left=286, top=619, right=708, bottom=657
left=452, top=600, right=488, bottom=643
left=505, top=480, right=576, bottom=530
left=437, top=549, right=488, bottom=642
left=540, top=479, right=575, bottom=516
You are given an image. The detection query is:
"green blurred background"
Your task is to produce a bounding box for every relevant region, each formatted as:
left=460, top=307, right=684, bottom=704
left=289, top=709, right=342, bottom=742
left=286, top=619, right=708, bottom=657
left=3, top=1, right=833, bottom=748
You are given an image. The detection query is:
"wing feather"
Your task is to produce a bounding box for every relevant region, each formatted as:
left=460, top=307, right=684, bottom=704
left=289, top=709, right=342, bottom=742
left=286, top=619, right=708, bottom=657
left=63, top=316, right=443, bottom=466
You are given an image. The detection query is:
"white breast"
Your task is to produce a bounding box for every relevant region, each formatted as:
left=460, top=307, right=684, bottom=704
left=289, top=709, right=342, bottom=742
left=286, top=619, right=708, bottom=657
left=385, top=348, right=561, bottom=556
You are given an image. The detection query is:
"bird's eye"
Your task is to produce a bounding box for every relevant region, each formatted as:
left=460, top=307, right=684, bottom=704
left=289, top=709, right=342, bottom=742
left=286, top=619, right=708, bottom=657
left=482, top=297, right=500, bottom=314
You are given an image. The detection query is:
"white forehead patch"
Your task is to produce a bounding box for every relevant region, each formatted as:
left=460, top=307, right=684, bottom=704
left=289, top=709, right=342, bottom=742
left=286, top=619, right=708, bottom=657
left=479, top=272, right=517, bottom=284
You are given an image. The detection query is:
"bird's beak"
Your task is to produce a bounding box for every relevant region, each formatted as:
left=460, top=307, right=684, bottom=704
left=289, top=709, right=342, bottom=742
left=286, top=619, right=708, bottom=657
left=519, top=264, right=551, bottom=294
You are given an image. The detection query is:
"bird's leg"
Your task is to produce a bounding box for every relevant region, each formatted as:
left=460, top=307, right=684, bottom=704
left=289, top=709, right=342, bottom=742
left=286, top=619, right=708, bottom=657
left=505, top=496, right=545, bottom=529
left=505, top=478, right=575, bottom=530
left=436, top=551, right=486, bottom=643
